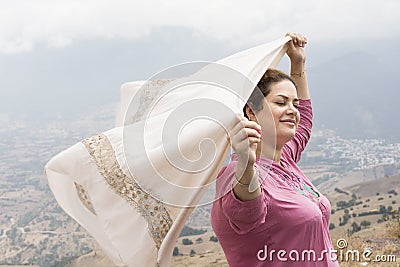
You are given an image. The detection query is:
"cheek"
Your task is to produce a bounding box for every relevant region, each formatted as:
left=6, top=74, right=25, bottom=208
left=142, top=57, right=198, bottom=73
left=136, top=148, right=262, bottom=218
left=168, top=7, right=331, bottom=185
left=272, top=108, right=285, bottom=124
left=255, top=108, right=275, bottom=129
left=295, top=113, right=301, bottom=127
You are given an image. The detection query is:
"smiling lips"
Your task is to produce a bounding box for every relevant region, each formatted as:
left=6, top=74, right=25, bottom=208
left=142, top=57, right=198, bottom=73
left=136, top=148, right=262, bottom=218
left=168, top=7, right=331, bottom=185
left=280, top=118, right=296, bottom=126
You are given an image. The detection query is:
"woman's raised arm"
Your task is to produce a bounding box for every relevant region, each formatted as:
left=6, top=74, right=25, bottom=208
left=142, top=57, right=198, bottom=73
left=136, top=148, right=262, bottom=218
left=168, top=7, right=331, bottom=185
left=285, top=33, right=310, bottom=100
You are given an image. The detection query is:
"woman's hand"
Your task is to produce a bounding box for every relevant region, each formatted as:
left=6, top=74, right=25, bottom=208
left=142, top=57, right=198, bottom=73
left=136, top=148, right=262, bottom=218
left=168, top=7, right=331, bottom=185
left=285, top=32, right=307, bottom=64
left=228, top=115, right=262, bottom=200
left=228, top=115, right=261, bottom=167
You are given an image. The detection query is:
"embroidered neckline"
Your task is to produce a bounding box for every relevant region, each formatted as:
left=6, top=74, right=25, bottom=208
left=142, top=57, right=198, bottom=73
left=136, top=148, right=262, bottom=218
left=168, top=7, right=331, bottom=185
left=256, top=161, right=320, bottom=203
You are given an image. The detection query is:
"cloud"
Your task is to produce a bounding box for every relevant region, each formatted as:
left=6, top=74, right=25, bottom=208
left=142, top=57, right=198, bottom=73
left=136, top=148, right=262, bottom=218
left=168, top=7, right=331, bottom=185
left=1, top=0, right=399, bottom=53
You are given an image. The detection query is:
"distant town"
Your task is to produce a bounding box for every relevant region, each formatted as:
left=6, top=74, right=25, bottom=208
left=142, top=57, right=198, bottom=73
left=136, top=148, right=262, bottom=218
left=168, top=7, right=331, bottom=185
left=302, top=129, right=399, bottom=171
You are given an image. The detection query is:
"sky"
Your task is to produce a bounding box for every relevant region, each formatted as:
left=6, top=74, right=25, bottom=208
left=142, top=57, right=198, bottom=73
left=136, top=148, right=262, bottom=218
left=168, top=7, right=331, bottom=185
left=1, top=0, right=398, bottom=54
left=0, top=0, right=399, bottom=130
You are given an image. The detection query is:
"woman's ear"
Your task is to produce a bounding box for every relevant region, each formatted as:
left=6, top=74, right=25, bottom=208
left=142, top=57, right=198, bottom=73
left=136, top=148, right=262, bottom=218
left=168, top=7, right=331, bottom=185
left=245, top=104, right=257, bottom=121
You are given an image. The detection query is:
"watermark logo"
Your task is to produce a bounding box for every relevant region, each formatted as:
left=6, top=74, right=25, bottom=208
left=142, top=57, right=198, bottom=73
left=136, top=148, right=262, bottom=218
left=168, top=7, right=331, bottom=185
left=256, top=238, right=397, bottom=264
left=122, top=61, right=276, bottom=207
left=335, top=238, right=397, bottom=264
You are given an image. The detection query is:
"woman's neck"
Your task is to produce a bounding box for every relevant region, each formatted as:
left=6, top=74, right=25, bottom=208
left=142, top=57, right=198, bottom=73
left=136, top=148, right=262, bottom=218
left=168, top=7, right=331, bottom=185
left=257, top=142, right=283, bottom=164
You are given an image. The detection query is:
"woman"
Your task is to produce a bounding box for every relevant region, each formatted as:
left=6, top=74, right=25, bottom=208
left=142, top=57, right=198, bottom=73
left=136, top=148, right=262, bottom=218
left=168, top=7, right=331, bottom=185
left=211, top=33, right=339, bottom=267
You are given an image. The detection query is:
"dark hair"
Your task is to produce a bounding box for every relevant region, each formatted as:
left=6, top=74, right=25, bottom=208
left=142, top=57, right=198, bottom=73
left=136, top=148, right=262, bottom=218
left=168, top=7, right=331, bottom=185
left=243, top=68, right=296, bottom=119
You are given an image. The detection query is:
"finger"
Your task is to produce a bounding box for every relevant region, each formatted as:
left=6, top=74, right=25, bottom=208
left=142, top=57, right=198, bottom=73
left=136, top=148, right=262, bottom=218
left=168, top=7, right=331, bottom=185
left=232, top=138, right=260, bottom=158
left=228, top=113, right=244, bottom=128
left=239, top=122, right=262, bottom=139
left=285, top=32, right=297, bottom=46
left=293, top=34, right=307, bottom=47
left=298, top=35, right=307, bottom=47
left=286, top=32, right=296, bottom=39
left=247, top=136, right=262, bottom=144
left=231, top=130, right=257, bottom=144
left=230, top=115, right=261, bottom=137
left=285, top=32, right=293, bottom=38
left=236, top=128, right=262, bottom=144
left=228, top=114, right=247, bottom=135
left=245, top=127, right=262, bottom=139
left=287, top=32, right=307, bottom=47
left=230, top=117, right=248, bottom=137
left=246, top=120, right=262, bottom=130
left=231, top=126, right=262, bottom=146
left=302, top=35, right=308, bottom=44
left=294, top=35, right=303, bottom=47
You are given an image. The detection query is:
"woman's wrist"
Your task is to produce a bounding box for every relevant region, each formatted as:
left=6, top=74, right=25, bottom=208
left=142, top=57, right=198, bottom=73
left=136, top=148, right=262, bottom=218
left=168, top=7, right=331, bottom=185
left=290, top=60, right=306, bottom=77
left=237, top=157, right=255, bottom=171
left=235, top=161, right=255, bottom=181
left=233, top=164, right=261, bottom=198
left=290, top=57, right=306, bottom=67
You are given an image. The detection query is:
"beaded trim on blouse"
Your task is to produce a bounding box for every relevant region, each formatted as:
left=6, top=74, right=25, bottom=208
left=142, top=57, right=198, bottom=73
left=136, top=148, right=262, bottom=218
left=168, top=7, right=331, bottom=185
left=82, top=134, right=173, bottom=249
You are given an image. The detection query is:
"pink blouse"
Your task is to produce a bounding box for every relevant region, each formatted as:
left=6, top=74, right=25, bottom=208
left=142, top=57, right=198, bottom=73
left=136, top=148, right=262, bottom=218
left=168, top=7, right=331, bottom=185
left=211, top=99, right=339, bottom=267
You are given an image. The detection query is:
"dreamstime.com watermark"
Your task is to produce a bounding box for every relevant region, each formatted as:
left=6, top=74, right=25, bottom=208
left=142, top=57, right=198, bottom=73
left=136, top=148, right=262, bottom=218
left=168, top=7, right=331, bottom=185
left=256, top=238, right=397, bottom=263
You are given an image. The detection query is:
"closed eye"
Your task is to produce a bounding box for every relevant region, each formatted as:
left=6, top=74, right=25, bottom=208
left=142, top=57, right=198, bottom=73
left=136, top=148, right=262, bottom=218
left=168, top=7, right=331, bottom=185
left=276, top=101, right=298, bottom=107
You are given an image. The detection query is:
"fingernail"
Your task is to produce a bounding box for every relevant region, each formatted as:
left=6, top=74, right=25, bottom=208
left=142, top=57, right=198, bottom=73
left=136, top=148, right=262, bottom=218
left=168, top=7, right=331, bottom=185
left=256, top=129, right=262, bottom=135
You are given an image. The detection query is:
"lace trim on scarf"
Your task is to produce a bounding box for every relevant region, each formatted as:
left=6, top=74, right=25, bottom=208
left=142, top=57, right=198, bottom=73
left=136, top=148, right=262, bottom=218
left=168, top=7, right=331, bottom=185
left=82, top=134, right=173, bottom=249
left=74, top=182, right=97, bottom=215
left=124, top=79, right=174, bottom=125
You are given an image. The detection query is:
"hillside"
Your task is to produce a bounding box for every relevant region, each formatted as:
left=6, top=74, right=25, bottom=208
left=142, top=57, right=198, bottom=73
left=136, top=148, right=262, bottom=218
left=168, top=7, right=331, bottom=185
left=65, top=218, right=399, bottom=267
left=326, top=175, right=399, bottom=237
left=64, top=174, right=399, bottom=267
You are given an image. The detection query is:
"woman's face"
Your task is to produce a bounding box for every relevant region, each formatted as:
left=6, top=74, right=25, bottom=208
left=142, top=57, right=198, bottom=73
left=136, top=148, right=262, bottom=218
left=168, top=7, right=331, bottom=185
left=255, top=80, right=300, bottom=147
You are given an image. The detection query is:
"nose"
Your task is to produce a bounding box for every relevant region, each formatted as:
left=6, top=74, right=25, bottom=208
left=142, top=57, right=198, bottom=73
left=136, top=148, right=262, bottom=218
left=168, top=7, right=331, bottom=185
left=286, top=103, right=298, bottom=115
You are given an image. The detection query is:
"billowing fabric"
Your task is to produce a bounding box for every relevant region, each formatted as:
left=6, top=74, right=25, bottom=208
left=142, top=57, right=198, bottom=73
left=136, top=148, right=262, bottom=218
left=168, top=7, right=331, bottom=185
left=211, top=100, right=339, bottom=267
left=45, top=36, right=291, bottom=267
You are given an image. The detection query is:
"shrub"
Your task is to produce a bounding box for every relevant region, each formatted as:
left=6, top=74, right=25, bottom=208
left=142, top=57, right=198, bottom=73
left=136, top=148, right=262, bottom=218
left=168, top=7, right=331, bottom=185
left=379, top=205, right=387, bottom=214
left=335, top=188, right=349, bottom=195
left=350, top=222, right=361, bottom=234
left=173, top=247, right=180, bottom=256
left=179, top=225, right=206, bottom=237
left=190, top=249, right=196, bottom=256
left=209, top=235, right=218, bottom=242
left=358, top=210, right=380, bottom=217
left=182, top=238, right=193, bottom=245
left=360, top=220, right=371, bottom=228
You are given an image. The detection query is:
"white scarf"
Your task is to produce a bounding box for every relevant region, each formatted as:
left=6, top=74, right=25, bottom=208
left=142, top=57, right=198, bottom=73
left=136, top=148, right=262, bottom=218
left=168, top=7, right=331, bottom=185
left=45, top=36, right=291, bottom=267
